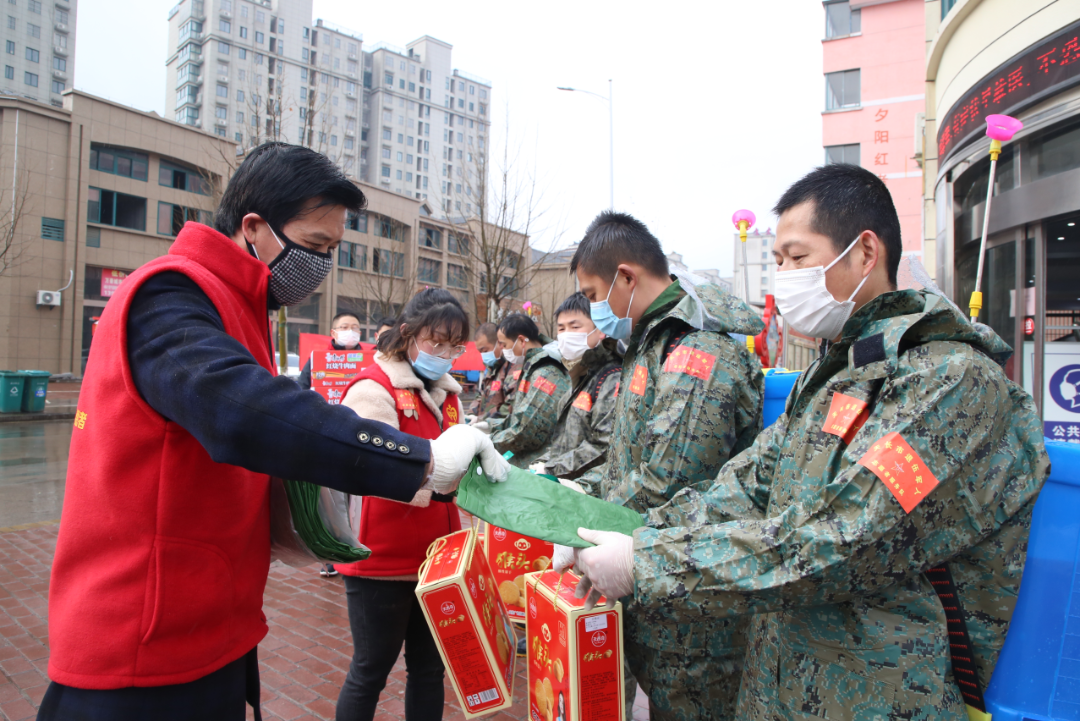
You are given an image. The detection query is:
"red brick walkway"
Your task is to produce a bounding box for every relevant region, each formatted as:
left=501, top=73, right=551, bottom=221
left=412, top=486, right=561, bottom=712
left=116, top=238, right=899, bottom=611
left=0, top=523, right=647, bottom=721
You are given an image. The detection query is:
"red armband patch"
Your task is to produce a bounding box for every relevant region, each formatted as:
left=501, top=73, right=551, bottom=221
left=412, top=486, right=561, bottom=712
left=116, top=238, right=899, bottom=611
left=823, top=392, right=870, bottom=444
left=513, top=370, right=522, bottom=381
left=857, top=432, right=940, bottom=514
left=662, top=345, right=716, bottom=380
left=572, top=391, right=593, bottom=411
left=533, top=377, right=557, bottom=396
left=490, top=380, right=502, bottom=393
left=613, top=381, right=620, bottom=398
left=518, top=378, right=529, bottom=394
left=629, top=365, right=648, bottom=396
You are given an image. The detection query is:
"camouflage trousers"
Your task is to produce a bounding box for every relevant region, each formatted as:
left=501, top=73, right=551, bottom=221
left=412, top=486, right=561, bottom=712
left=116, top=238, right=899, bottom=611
left=625, top=638, right=744, bottom=721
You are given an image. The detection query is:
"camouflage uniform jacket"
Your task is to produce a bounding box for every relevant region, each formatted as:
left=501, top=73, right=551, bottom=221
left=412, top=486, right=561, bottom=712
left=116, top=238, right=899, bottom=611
left=491, top=345, right=570, bottom=467
left=579, top=280, right=766, bottom=654
left=535, top=338, right=623, bottom=480
left=634, top=290, right=1050, bottom=721
left=470, top=357, right=517, bottom=421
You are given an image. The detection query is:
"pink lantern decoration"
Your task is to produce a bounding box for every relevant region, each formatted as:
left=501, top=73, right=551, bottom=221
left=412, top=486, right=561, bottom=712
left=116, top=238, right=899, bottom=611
left=522, top=301, right=532, bottom=311
left=985, top=114, right=1023, bottom=142
left=731, top=209, right=756, bottom=228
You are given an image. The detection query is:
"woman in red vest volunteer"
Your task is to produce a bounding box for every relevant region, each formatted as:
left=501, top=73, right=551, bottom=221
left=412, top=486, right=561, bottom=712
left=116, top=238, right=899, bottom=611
left=39, top=143, right=508, bottom=721
left=333, top=288, right=470, bottom=721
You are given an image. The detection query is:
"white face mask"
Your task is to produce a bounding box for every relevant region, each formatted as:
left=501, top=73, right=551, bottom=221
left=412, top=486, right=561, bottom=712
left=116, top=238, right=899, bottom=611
left=774, top=235, right=871, bottom=340
left=557, top=329, right=597, bottom=363
left=502, top=339, right=520, bottom=365
left=333, top=329, right=360, bottom=348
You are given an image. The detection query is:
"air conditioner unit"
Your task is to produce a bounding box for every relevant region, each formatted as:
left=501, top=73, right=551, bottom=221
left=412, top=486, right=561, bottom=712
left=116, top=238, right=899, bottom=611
left=220, top=10, right=232, bottom=18
left=54, top=22, right=68, bottom=32
left=218, top=75, right=229, bottom=83
left=36, top=290, right=61, bottom=307
left=215, top=117, right=227, bottom=126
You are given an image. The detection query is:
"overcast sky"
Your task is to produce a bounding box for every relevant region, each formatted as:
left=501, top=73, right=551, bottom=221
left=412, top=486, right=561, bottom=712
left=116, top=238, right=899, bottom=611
left=76, top=0, right=825, bottom=276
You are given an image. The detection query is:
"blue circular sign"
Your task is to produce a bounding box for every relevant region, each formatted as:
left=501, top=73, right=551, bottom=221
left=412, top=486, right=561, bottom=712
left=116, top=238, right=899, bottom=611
left=1049, top=364, right=1080, bottom=415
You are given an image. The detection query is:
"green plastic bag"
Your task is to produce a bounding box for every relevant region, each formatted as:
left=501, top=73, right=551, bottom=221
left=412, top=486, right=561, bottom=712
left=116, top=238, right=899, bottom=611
left=455, top=459, right=643, bottom=548
left=281, top=479, right=371, bottom=564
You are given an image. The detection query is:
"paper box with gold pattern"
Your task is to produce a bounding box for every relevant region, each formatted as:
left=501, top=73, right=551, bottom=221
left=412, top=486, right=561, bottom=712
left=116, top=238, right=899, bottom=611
left=416, top=528, right=517, bottom=718
left=483, top=525, right=554, bottom=624
left=525, top=570, right=624, bottom=721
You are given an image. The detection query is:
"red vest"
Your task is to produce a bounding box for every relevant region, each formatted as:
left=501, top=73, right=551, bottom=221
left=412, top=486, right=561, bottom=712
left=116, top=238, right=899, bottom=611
left=336, top=362, right=462, bottom=577
left=49, top=223, right=275, bottom=689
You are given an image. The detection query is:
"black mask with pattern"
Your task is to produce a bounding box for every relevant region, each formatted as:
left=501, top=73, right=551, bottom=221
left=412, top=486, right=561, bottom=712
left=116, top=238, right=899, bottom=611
left=254, top=224, right=333, bottom=307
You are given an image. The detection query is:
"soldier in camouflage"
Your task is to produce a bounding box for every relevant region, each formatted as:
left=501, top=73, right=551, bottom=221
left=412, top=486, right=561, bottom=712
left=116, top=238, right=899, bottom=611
left=489, top=313, right=570, bottom=468
left=532, top=293, right=623, bottom=480
left=469, top=322, right=517, bottom=422
left=572, top=165, right=1050, bottom=721
left=563, top=212, right=765, bottom=721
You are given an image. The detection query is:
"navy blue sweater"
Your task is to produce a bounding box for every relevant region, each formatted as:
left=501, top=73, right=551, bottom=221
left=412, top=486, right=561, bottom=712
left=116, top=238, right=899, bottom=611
left=125, top=271, right=429, bottom=502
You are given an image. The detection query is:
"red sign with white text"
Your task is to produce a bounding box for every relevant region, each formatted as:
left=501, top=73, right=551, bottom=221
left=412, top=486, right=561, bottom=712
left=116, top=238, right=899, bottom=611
left=100, top=268, right=128, bottom=298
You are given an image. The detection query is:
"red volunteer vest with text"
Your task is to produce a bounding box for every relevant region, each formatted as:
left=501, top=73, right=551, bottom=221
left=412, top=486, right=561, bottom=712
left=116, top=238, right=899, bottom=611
left=336, top=362, right=462, bottom=577
left=48, top=223, right=276, bottom=689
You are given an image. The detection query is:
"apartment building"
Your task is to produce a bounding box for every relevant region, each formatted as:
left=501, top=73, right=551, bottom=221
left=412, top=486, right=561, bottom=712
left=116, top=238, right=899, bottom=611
left=667, top=251, right=733, bottom=296
left=0, top=0, right=75, bottom=108
left=728, top=231, right=776, bottom=305
left=164, top=0, right=491, bottom=220
left=0, top=90, right=235, bottom=374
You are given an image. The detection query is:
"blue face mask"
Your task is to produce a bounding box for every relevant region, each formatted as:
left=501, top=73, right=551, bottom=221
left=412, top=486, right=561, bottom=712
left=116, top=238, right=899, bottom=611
left=590, top=271, right=636, bottom=341
left=410, top=339, right=455, bottom=380
left=481, top=350, right=498, bottom=367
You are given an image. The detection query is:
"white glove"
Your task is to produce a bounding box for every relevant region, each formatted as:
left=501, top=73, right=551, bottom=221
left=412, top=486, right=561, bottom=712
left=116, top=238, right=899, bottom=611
left=427, top=424, right=510, bottom=493
left=573, top=528, right=634, bottom=611
left=471, top=420, right=491, bottom=434
left=558, top=478, right=587, bottom=494
left=552, top=544, right=578, bottom=574
left=529, top=461, right=547, bottom=474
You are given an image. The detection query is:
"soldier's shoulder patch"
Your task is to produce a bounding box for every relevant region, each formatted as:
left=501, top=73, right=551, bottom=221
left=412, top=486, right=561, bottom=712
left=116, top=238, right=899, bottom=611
left=394, top=389, right=418, bottom=411
left=533, top=376, right=557, bottom=396
left=662, top=344, right=716, bottom=380
left=824, top=392, right=870, bottom=444
left=513, top=369, right=522, bottom=380
left=629, top=365, right=648, bottom=396
left=572, top=391, right=593, bottom=411
left=490, top=380, right=502, bottom=393
left=853, top=333, right=887, bottom=368
left=518, top=378, right=530, bottom=394
left=857, top=432, right=940, bottom=513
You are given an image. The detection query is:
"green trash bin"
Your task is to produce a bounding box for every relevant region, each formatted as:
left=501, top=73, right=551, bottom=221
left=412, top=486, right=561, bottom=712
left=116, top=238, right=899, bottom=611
left=0, top=371, right=25, bottom=413
left=18, top=370, right=51, bottom=413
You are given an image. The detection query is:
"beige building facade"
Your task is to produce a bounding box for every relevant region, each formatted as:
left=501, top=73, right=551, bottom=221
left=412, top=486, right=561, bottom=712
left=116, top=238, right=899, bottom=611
left=922, top=0, right=1080, bottom=435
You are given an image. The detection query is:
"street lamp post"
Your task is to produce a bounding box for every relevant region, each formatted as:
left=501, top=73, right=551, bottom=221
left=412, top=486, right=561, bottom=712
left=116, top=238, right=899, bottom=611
left=557, top=80, right=614, bottom=210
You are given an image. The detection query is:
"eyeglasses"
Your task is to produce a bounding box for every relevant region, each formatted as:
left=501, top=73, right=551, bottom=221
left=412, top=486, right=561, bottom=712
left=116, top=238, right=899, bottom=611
left=415, top=337, right=467, bottom=359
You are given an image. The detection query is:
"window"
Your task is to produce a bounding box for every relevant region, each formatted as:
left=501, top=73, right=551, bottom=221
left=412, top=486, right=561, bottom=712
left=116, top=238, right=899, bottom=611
left=5, top=16, right=13, bottom=30
left=448, top=234, right=468, bottom=256
left=22, top=70, right=36, bottom=86
left=381, top=165, right=390, bottom=178
left=159, top=162, right=211, bottom=195
left=27, top=0, right=40, bottom=12
left=88, top=144, right=150, bottom=180
left=825, top=143, right=860, bottom=165
left=941, top=0, right=958, bottom=19
left=240, top=26, right=247, bottom=39
left=52, top=56, right=64, bottom=71
left=56, top=8, right=67, bottom=24
left=256, top=10, right=265, bottom=23
left=157, top=202, right=210, bottom=236
left=347, top=212, right=367, bottom=232
left=373, top=215, right=402, bottom=240
left=500, top=276, right=519, bottom=297
left=219, top=19, right=231, bottom=33
left=4, top=40, right=11, bottom=54
left=26, top=22, right=39, bottom=38
left=373, top=249, right=404, bottom=277
left=824, top=1, right=860, bottom=38
left=420, top=227, right=441, bottom=249
left=825, top=69, right=860, bottom=110
left=215, top=105, right=227, bottom=119
left=385, top=73, right=393, bottom=86
left=3, top=66, right=11, bottom=79
left=50, top=79, right=62, bottom=93
left=178, top=19, right=201, bottom=41
left=338, top=241, right=367, bottom=269
left=255, top=31, right=264, bottom=44
left=86, top=226, right=100, bottom=248
left=88, top=188, right=147, bottom=231
left=238, top=47, right=246, bottom=59
left=446, top=263, right=467, bottom=289
left=216, top=83, right=227, bottom=97
left=418, top=258, right=441, bottom=283
left=40, top=217, right=63, bottom=241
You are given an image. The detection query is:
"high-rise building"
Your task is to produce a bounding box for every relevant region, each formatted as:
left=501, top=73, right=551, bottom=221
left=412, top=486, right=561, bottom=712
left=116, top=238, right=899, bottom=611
left=0, top=0, right=75, bottom=107
left=728, top=231, right=776, bottom=305
left=164, top=0, right=490, bottom=220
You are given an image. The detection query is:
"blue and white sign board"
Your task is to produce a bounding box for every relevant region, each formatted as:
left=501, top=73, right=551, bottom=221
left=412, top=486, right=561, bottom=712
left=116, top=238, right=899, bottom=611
left=1024, top=342, right=1080, bottom=442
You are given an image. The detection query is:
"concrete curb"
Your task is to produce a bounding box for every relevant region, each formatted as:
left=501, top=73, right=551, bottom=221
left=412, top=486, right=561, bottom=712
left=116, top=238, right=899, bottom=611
left=0, top=412, right=76, bottom=424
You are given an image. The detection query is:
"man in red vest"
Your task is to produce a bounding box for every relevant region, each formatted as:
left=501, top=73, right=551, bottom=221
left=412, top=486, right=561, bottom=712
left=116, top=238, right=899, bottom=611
left=38, top=143, right=508, bottom=721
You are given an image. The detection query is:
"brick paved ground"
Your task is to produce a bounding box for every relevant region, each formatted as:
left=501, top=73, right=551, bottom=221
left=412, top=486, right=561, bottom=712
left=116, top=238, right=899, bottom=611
left=0, top=523, right=648, bottom=721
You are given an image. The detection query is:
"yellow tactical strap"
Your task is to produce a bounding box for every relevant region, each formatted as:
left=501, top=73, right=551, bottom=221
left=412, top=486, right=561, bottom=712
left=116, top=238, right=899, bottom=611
left=966, top=704, right=991, bottom=721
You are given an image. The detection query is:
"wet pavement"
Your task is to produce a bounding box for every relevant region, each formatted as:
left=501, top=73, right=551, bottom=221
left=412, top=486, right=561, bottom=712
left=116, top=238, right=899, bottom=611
left=0, top=422, right=69, bottom=529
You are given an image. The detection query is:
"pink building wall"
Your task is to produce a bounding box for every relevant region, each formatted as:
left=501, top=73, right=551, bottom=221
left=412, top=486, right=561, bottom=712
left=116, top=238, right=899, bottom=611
left=822, top=0, right=925, bottom=255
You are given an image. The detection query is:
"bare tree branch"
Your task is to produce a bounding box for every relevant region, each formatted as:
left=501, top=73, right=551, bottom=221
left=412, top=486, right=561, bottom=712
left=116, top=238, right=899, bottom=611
left=0, top=163, right=34, bottom=279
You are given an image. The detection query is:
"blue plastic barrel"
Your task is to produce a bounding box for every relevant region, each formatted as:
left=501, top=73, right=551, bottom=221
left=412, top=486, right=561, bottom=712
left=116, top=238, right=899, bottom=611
left=985, top=441, right=1080, bottom=721
left=762, top=370, right=801, bottom=428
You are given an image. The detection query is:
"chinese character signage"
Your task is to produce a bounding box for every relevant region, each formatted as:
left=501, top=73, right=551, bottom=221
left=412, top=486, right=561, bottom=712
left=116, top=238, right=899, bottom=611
left=938, top=19, right=1080, bottom=162
left=310, top=349, right=372, bottom=405
left=100, top=269, right=128, bottom=298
